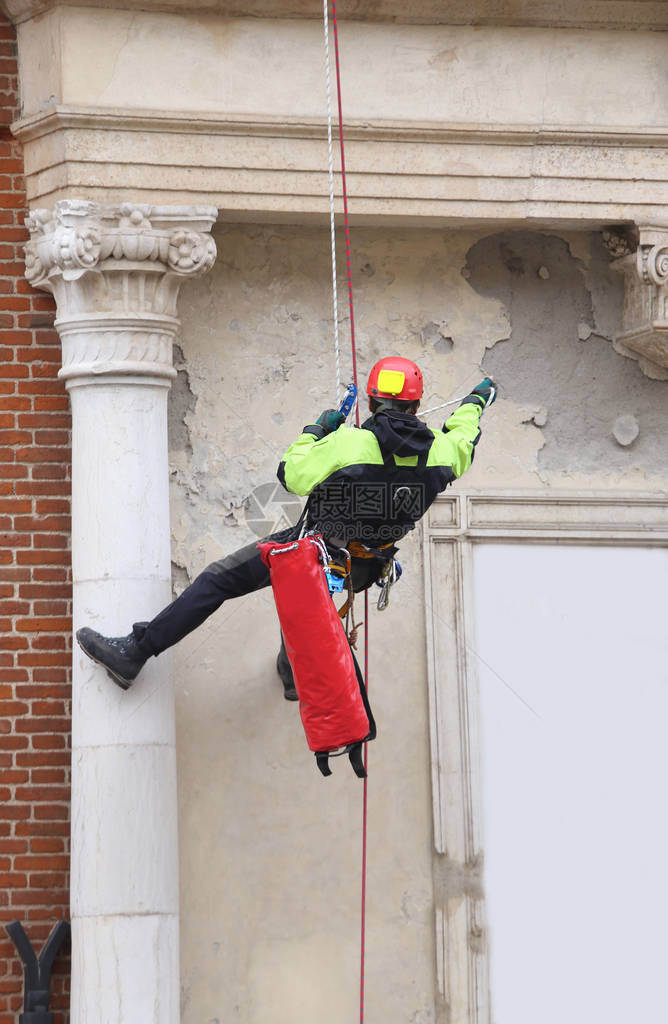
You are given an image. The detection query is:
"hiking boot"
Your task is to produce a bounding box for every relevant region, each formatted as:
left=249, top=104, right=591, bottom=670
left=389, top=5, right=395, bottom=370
left=76, top=627, right=147, bottom=690
left=276, top=645, right=298, bottom=701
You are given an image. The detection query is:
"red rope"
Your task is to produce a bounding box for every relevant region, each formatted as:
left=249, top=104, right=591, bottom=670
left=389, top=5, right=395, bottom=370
left=330, top=5, right=368, bottom=1021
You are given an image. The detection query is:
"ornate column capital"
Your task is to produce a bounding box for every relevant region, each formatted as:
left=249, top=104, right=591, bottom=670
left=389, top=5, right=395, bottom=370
left=25, top=199, right=217, bottom=385
left=611, top=223, right=668, bottom=380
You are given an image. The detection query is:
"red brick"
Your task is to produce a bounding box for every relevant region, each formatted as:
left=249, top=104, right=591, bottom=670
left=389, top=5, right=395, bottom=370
left=29, top=769, right=67, bottom=785
left=17, top=551, right=71, bottom=566
left=15, top=448, right=71, bottom=464
left=14, top=516, right=71, bottom=532
left=26, top=731, right=67, bottom=746
left=30, top=569, right=69, bottom=582
left=18, top=584, right=72, bottom=600
left=34, top=499, right=70, bottom=514
left=0, top=701, right=27, bottom=716
left=33, top=397, right=69, bottom=412
left=0, top=429, right=31, bottom=444
left=18, top=415, right=70, bottom=430
left=0, top=533, right=31, bottom=548
left=0, top=498, right=30, bottom=513
left=10, top=889, right=68, bottom=906
left=15, top=684, right=69, bottom=699
left=15, top=785, right=69, bottom=802
left=31, top=464, right=67, bottom=479
left=0, top=396, right=29, bottom=410
left=30, top=634, right=68, bottom=650
left=0, top=296, right=29, bottom=311
left=32, top=669, right=69, bottom=684
left=16, top=751, right=69, bottom=767
left=30, top=701, right=67, bottom=717
left=0, top=671, right=28, bottom=683
left=0, top=736, right=28, bottom=750
left=15, top=821, right=68, bottom=836
left=0, top=636, right=28, bottom=650
left=16, top=482, right=70, bottom=497
left=30, top=838, right=64, bottom=853
left=0, top=599, right=28, bottom=614
left=16, top=717, right=70, bottom=733
left=18, top=381, right=66, bottom=396
left=16, top=617, right=71, bottom=632
left=32, top=804, right=69, bottom=820
left=0, top=806, right=29, bottom=819
left=1, top=570, right=29, bottom=583
left=0, top=363, right=27, bottom=378
left=0, top=840, right=28, bottom=855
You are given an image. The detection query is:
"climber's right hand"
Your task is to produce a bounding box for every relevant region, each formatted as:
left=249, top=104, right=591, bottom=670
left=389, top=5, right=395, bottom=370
left=468, top=377, right=497, bottom=411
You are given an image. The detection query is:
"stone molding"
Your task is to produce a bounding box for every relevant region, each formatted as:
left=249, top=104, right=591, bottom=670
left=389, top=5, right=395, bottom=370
left=5, top=0, right=668, bottom=29
left=612, top=225, right=668, bottom=380
left=13, top=107, right=668, bottom=227
left=25, top=199, right=217, bottom=384
left=15, top=105, right=668, bottom=148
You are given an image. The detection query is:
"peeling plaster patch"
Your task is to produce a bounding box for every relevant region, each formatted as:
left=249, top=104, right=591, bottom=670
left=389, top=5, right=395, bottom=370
left=464, top=231, right=668, bottom=476
left=421, top=320, right=453, bottom=352
left=168, top=344, right=195, bottom=456
left=171, top=562, right=191, bottom=599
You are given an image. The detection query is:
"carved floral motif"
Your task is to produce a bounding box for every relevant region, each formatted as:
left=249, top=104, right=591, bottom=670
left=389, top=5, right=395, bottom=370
left=23, top=200, right=217, bottom=383
left=24, top=200, right=217, bottom=286
left=167, top=230, right=217, bottom=275
left=638, top=243, right=668, bottom=287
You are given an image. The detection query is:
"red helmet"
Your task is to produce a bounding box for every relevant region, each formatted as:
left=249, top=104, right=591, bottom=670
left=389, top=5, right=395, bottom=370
left=366, top=357, right=423, bottom=403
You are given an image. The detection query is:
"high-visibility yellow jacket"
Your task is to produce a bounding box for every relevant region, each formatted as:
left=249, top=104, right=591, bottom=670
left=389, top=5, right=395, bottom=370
left=277, top=399, right=483, bottom=546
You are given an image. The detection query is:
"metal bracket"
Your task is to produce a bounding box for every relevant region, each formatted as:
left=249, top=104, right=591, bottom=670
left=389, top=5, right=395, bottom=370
left=5, top=919, right=71, bottom=1024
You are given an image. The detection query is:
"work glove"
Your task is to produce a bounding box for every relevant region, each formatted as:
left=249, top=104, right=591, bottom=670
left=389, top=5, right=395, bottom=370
left=467, top=377, right=497, bottom=411
left=315, top=409, right=345, bottom=434
left=303, top=408, right=345, bottom=439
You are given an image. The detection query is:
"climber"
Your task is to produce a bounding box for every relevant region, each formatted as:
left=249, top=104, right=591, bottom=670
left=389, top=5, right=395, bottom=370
left=76, top=357, right=496, bottom=692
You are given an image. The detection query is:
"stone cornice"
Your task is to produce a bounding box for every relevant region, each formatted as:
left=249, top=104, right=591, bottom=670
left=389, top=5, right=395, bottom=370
left=25, top=200, right=218, bottom=384
left=4, top=0, right=668, bottom=30
left=13, top=105, right=668, bottom=151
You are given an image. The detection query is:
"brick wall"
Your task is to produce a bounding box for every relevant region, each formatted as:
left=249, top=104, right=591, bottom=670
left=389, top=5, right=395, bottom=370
left=0, top=12, right=71, bottom=1023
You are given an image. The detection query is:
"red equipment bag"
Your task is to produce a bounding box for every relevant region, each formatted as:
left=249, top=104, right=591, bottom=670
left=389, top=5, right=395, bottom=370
left=258, top=534, right=375, bottom=777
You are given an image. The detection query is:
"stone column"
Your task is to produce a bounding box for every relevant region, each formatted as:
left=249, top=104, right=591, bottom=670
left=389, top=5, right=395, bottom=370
left=25, top=200, right=217, bottom=1023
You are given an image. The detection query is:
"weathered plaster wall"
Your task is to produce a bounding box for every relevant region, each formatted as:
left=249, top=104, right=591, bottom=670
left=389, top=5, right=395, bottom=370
left=168, top=223, right=667, bottom=1024
left=18, top=9, right=668, bottom=127
left=466, top=231, right=668, bottom=483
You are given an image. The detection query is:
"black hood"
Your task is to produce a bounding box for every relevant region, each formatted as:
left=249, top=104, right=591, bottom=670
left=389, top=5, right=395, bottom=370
left=362, top=410, right=433, bottom=459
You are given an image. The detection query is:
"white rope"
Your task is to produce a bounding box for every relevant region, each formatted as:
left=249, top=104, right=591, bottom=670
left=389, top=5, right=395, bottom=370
left=322, top=0, right=341, bottom=398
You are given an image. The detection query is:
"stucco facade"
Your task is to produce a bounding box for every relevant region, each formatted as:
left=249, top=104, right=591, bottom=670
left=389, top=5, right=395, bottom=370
left=3, top=1, right=668, bottom=1022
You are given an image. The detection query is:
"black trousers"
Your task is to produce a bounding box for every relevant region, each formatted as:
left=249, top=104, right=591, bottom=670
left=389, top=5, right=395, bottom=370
left=132, top=527, right=385, bottom=659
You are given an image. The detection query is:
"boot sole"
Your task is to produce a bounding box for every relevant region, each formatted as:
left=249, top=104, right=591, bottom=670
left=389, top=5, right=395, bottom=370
left=76, top=633, right=134, bottom=691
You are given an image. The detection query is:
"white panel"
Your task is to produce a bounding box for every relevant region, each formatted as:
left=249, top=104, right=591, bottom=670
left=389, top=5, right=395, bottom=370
left=472, top=544, right=668, bottom=1024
